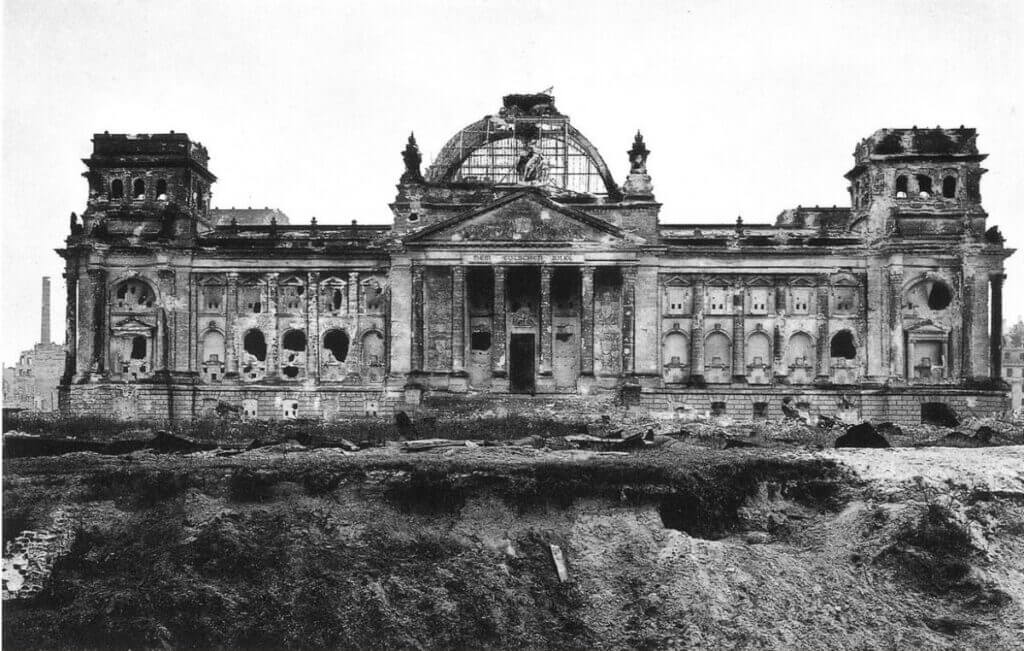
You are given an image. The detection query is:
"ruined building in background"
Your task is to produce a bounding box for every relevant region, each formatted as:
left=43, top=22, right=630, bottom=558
left=3, top=278, right=65, bottom=412
left=1003, top=319, right=1024, bottom=414
left=58, top=93, right=1014, bottom=423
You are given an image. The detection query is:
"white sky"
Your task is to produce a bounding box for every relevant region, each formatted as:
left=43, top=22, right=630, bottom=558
left=2, top=0, right=1022, bottom=364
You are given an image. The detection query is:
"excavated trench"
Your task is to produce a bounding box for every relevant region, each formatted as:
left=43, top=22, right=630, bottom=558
left=4, top=448, right=1021, bottom=649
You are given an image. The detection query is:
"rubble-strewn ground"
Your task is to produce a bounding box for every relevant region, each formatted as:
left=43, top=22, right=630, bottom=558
left=3, top=419, right=1024, bottom=649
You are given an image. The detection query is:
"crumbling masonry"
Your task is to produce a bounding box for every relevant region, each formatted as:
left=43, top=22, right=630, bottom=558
left=58, top=92, right=1014, bottom=424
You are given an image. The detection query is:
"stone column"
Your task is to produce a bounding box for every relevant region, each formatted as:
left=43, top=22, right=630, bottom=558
left=732, top=286, right=745, bottom=382
left=991, top=273, right=1005, bottom=379
left=266, top=272, right=279, bottom=378
left=580, top=265, right=595, bottom=376
left=540, top=265, right=553, bottom=375
left=89, top=268, right=106, bottom=374
left=816, top=279, right=830, bottom=380
left=491, top=266, right=507, bottom=378
left=308, top=271, right=320, bottom=381
left=887, top=265, right=904, bottom=378
left=412, top=265, right=425, bottom=371
left=691, top=276, right=705, bottom=381
left=64, top=269, right=77, bottom=381
left=621, top=267, right=637, bottom=376
left=225, top=273, right=238, bottom=375
left=348, top=271, right=360, bottom=315
left=452, top=265, right=466, bottom=373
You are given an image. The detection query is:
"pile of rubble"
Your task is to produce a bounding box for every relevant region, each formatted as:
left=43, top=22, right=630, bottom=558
left=2, top=507, right=77, bottom=601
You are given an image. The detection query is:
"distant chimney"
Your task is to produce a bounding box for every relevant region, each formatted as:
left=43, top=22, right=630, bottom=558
left=41, top=276, right=51, bottom=345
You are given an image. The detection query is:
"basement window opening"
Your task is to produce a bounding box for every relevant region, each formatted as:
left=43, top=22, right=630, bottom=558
left=752, top=402, right=768, bottom=419
left=711, top=401, right=727, bottom=416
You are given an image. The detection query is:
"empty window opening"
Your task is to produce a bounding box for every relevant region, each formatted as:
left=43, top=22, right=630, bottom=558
left=282, top=401, right=299, bottom=419
left=407, top=212, right=420, bottom=223
left=942, top=175, right=957, bottom=198
left=323, top=329, right=349, bottom=362
left=240, top=285, right=262, bottom=313
left=116, top=280, right=153, bottom=308
left=110, top=179, right=124, bottom=199
left=156, top=178, right=168, bottom=200
left=331, top=288, right=344, bottom=311
left=555, top=330, right=573, bottom=342
left=466, top=267, right=495, bottom=316
left=133, top=178, right=146, bottom=199
left=130, top=336, right=147, bottom=360
left=551, top=267, right=581, bottom=316
left=282, top=330, right=307, bottom=351
left=752, top=402, right=768, bottom=419
left=895, top=175, right=908, bottom=198
left=243, top=329, right=267, bottom=361
left=927, top=281, right=952, bottom=310
left=470, top=331, right=492, bottom=351
left=282, top=366, right=300, bottom=378
left=916, top=174, right=932, bottom=198
left=830, top=330, right=856, bottom=359
left=711, top=401, right=727, bottom=416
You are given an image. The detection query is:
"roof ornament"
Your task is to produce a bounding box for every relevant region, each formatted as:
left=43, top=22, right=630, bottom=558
left=628, top=131, right=650, bottom=175
left=269, top=216, right=278, bottom=238
left=310, top=216, right=319, bottom=237
left=735, top=215, right=744, bottom=236
left=401, top=133, right=424, bottom=184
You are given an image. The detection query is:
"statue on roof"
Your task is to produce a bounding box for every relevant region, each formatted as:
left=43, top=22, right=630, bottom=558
left=628, top=131, right=650, bottom=175
left=516, top=143, right=548, bottom=184
left=401, top=133, right=424, bottom=184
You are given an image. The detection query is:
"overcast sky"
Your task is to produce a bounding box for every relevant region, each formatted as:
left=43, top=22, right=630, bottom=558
left=2, top=0, right=1022, bottom=364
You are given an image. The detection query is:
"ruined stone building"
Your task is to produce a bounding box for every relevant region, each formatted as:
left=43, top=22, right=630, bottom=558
left=3, top=278, right=65, bottom=412
left=1003, top=319, right=1024, bottom=414
left=58, top=92, right=1014, bottom=423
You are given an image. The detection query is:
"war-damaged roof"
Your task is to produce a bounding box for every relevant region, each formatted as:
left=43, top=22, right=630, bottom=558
left=210, top=207, right=291, bottom=226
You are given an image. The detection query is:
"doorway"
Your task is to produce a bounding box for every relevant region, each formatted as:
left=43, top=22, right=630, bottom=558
left=509, top=333, right=536, bottom=394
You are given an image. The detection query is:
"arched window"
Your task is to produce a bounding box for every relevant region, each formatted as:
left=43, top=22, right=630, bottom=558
left=830, top=330, right=856, bottom=359
left=927, top=281, right=952, bottom=310
left=323, top=329, right=349, bottom=362
left=746, top=331, right=771, bottom=367
left=787, top=332, right=814, bottom=368
left=915, top=174, right=932, bottom=198
left=663, top=332, right=689, bottom=366
left=110, top=179, right=124, bottom=199
left=115, top=279, right=154, bottom=309
left=202, top=330, right=225, bottom=363
left=705, top=332, right=731, bottom=367
left=156, top=178, right=168, bottom=200
left=942, top=175, right=957, bottom=198
left=130, top=336, right=147, bottom=360
left=895, top=175, right=908, bottom=198
left=242, top=329, right=267, bottom=362
left=132, top=178, right=146, bottom=199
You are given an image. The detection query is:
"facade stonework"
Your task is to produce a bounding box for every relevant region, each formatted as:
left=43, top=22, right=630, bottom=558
left=58, top=94, right=1014, bottom=424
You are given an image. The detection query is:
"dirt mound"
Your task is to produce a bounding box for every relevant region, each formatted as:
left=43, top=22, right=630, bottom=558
left=835, top=423, right=890, bottom=448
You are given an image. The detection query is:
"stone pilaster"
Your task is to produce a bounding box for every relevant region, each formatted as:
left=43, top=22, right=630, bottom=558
left=990, top=273, right=1004, bottom=379
left=225, top=273, right=238, bottom=376
left=387, top=261, right=412, bottom=378
left=816, top=279, right=830, bottom=380
left=89, top=268, right=107, bottom=374
left=887, top=265, right=904, bottom=379
left=580, top=265, right=595, bottom=376
left=865, top=261, right=887, bottom=380
left=308, top=271, right=320, bottom=381
left=690, top=276, right=705, bottom=381
left=266, top=272, right=279, bottom=378
left=732, top=285, right=745, bottom=382
left=348, top=271, right=360, bottom=315
left=621, top=267, right=637, bottom=376
left=412, top=265, right=425, bottom=372
left=491, top=266, right=507, bottom=378
left=63, top=269, right=77, bottom=381
left=540, top=265, right=553, bottom=375
left=452, top=265, right=466, bottom=373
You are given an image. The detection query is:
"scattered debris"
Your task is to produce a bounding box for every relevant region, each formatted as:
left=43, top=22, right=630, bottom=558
left=835, top=423, right=890, bottom=448
left=549, top=544, right=569, bottom=583
left=395, top=411, right=418, bottom=439
left=402, top=438, right=470, bottom=452
left=921, top=402, right=960, bottom=428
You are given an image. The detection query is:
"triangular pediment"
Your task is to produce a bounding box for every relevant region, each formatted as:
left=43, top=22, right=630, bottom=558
left=112, top=317, right=155, bottom=334
left=406, top=190, right=632, bottom=244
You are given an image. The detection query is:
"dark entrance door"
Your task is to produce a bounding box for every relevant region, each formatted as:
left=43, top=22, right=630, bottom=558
left=509, top=334, right=536, bottom=394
